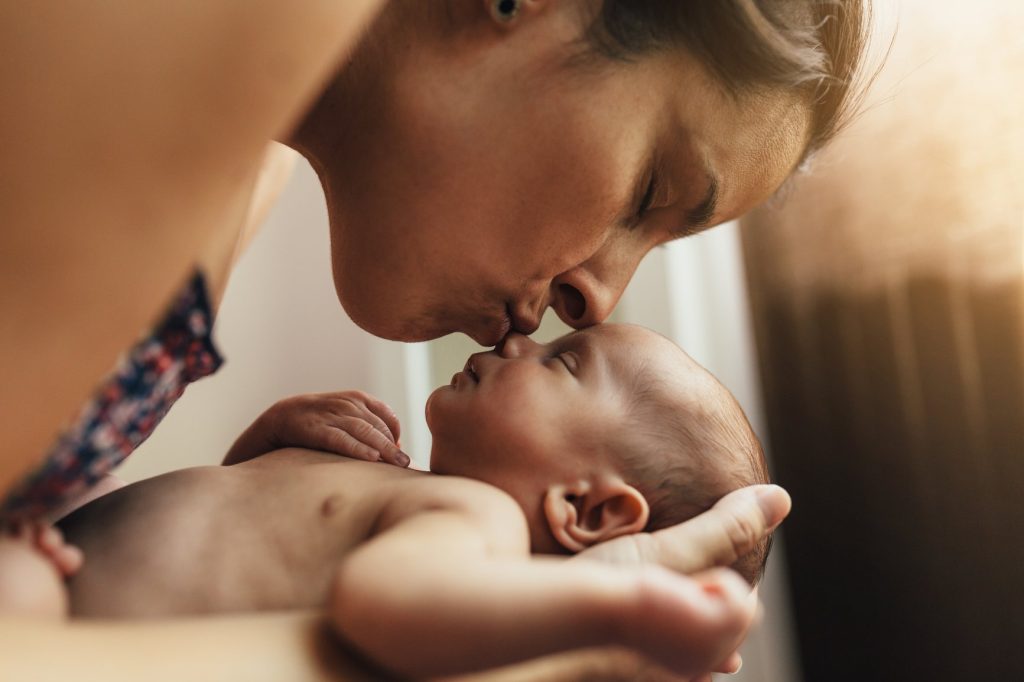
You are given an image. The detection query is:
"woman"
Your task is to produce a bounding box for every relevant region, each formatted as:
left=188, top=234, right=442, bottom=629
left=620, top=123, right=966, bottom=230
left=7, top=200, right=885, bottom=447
left=0, top=1, right=868, bottom=679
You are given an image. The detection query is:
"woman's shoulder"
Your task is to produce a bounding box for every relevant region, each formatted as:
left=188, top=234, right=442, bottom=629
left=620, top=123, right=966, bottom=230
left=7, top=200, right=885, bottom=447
left=0, top=2, right=384, bottom=493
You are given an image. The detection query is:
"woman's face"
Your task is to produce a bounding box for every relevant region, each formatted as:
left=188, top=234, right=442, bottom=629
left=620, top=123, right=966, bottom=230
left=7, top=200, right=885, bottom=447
left=296, top=1, right=809, bottom=345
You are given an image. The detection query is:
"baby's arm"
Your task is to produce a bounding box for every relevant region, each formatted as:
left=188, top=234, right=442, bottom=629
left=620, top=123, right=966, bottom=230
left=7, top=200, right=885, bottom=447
left=330, top=487, right=755, bottom=679
left=223, top=391, right=410, bottom=467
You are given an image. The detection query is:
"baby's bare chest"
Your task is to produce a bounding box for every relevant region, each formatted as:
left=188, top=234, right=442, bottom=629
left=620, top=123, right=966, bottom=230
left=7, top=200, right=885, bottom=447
left=64, top=453, right=415, bottom=617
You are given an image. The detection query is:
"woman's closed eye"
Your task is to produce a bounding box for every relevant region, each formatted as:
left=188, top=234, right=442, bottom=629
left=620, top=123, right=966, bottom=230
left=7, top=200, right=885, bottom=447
left=639, top=173, right=658, bottom=216
left=630, top=171, right=659, bottom=228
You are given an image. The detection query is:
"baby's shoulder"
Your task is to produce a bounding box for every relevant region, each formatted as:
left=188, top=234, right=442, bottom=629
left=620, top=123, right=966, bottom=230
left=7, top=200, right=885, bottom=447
left=378, top=474, right=528, bottom=548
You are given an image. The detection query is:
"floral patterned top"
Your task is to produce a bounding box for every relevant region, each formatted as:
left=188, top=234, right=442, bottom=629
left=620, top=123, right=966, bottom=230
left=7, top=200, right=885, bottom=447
left=1, top=271, right=223, bottom=519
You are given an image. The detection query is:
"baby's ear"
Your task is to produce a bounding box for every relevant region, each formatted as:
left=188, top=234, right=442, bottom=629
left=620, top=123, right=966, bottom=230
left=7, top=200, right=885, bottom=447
left=543, top=478, right=650, bottom=553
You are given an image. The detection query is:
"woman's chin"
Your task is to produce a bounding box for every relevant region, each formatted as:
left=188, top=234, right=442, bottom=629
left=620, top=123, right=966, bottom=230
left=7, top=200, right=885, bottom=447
left=343, top=305, right=444, bottom=342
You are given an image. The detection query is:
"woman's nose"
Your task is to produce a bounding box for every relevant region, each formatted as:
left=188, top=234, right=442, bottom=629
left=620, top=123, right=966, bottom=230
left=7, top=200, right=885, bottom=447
left=497, top=331, right=541, bottom=359
left=549, top=266, right=623, bottom=329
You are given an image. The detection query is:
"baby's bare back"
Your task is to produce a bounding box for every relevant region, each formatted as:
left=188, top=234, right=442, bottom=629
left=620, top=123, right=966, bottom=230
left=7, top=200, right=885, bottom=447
left=59, top=449, right=426, bottom=618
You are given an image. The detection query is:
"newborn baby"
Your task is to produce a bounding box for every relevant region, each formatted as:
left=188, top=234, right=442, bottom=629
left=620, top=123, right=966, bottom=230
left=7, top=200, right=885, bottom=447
left=51, top=324, right=772, bottom=678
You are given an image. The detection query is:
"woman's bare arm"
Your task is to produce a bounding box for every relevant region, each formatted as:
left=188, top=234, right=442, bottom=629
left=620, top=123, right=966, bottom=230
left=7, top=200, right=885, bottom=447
left=0, top=1, right=384, bottom=493
left=0, top=612, right=389, bottom=682
left=0, top=614, right=681, bottom=682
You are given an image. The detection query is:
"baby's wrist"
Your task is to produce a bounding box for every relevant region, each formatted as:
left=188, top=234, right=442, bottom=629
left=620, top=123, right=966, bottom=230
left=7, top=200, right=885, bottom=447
left=573, top=564, right=649, bottom=648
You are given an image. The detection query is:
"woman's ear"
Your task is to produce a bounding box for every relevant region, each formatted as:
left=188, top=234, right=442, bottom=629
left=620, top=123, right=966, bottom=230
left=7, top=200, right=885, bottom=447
left=543, top=479, right=650, bottom=553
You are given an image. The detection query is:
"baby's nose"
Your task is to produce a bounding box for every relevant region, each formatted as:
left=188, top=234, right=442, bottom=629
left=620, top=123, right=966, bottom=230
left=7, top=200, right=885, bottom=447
left=497, top=332, right=540, bottom=359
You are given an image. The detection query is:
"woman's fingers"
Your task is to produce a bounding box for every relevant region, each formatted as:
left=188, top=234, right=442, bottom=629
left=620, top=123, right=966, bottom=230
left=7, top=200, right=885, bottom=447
left=574, top=485, right=790, bottom=571
left=714, top=651, right=742, bottom=675
left=646, top=485, right=791, bottom=574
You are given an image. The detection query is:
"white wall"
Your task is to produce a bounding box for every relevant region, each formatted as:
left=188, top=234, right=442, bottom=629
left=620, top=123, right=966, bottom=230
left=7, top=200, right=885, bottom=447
left=119, top=160, right=413, bottom=480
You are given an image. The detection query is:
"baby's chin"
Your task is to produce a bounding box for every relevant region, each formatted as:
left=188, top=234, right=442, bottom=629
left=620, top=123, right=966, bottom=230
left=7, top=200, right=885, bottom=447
left=422, top=385, right=451, bottom=435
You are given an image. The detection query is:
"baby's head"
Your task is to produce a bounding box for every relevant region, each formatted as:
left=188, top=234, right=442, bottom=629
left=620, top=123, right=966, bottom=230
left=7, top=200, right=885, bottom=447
left=426, top=323, right=771, bottom=584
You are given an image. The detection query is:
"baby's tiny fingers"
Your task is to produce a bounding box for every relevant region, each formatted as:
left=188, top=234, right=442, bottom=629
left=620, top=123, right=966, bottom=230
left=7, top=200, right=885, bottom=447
left=36, top=524, right=65, bottom=554
left=50, top=543, right=84, bottom=577
left=334, top=395, right=396, bottom=444
left=378, top=443, right=411, bottom=468
left=360, top=395, right=402, bottom=445
left=696, top=567, right=753, bottom=606
left=355, top=405, right=397, bottom=445
left=339, top=418, right=409, bottom=466
left=323, top=425, right=381, bottom=462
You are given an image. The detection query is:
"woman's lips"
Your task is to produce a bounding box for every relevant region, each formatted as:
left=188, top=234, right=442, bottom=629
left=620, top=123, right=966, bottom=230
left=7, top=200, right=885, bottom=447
left=470, top=310, right=512, bottom=347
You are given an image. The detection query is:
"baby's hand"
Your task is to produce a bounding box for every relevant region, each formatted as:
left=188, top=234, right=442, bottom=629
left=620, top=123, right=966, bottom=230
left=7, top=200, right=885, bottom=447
left=0, top=521, right=82, bottom=618
left=224, top=391, right=410, bottom=467
left=623, top=566, right=757, bottom=677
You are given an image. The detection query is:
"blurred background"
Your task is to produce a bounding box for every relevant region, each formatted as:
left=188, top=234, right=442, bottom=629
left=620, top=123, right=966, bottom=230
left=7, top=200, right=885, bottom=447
left=121, top=0, right=1022, bottom=679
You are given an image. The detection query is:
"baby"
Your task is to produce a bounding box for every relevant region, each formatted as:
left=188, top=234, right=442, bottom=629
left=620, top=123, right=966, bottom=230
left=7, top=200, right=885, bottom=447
left=10, top=324, right=774, bottom=678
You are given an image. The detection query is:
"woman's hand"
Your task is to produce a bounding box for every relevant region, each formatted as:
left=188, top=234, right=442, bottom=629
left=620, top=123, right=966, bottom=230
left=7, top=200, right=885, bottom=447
left=222, top=391, right=411, bottom=467
left=571, top=484, right=790, bottom=679
left=574, top=485, right=790, bottom=571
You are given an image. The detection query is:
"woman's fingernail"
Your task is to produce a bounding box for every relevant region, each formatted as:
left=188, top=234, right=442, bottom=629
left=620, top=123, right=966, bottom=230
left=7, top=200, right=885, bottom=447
left=756, top=485, right=791, bottom=529
left=397, top=451, right=411, bottom=467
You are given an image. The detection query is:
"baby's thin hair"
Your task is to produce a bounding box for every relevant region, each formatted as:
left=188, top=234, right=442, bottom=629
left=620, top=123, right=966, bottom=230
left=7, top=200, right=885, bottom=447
left=619, top=363, right=774, bottom=585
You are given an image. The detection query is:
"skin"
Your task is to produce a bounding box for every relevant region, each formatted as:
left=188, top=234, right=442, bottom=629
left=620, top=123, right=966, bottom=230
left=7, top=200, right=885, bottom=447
left=427, top=324, right=746, bottom=553
left=42, top=323, right=761, bottom=675
left=0, top=0, right=803, bottom=678
left=292, top=0, right=810, bottom=345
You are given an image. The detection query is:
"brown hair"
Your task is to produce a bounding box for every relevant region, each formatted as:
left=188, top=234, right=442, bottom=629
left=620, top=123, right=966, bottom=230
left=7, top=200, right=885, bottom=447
left=617, top=359, right=773, bottom=585
left=581, top=0, right=873, bottom=162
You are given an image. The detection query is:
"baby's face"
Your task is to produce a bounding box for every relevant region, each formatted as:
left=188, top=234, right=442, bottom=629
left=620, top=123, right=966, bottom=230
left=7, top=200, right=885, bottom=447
left=426, top=324, right=686, bottom=499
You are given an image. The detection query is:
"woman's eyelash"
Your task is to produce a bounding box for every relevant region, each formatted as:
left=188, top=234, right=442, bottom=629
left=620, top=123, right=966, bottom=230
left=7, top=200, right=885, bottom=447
left=633, top=173, right=658, bottom=226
